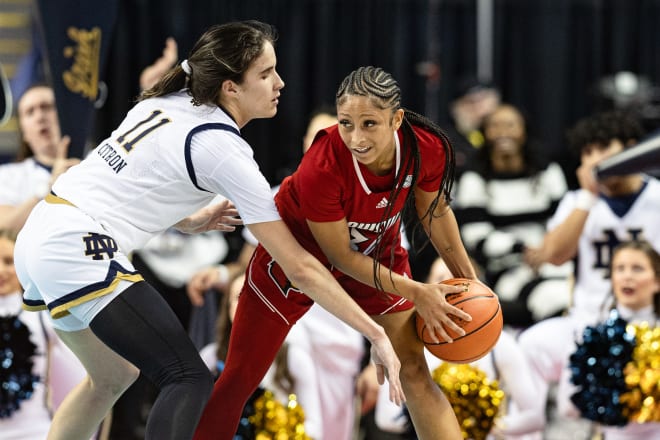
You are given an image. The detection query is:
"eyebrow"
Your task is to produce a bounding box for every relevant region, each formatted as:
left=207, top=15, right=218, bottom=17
left=258, top=65, right=274, bottom=75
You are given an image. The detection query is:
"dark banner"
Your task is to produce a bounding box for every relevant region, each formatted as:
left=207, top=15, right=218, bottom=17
left=35, top=0, right=118, bottom=158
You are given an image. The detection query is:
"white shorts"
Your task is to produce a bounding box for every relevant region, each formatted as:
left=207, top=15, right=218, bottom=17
left=14, top=195, right=143, bottom=331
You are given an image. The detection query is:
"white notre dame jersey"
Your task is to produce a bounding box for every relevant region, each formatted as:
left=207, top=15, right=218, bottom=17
left=548, top=177, right=660, bottom=324
left=52, top=91, right=279, bottom=253
left=0, top=157, right=51, bottom=204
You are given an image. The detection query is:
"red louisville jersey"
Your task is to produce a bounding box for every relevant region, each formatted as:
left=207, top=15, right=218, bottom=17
left=275, top=123, right=446, bottom=270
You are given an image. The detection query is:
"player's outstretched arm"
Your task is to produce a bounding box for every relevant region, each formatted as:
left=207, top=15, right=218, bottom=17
left=248, top=219, right=406, bottom=406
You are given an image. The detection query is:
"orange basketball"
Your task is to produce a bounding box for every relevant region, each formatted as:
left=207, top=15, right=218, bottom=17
left=415, top=278, right=503, bottom=363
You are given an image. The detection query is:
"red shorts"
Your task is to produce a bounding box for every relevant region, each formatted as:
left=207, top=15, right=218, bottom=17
left=244, top=245, right=414, bottom=326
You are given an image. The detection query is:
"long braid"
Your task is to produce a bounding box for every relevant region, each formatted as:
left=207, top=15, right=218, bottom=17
left=402, top=110, right=456, bottom=257
left=402, top=109, right=455, bottom=202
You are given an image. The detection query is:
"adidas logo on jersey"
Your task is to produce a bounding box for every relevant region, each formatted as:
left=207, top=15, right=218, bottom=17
left=376, top=197, right=389, bottom=209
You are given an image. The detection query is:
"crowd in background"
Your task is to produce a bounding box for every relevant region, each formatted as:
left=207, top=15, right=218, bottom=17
left=1, top=8, right=660, bottom=440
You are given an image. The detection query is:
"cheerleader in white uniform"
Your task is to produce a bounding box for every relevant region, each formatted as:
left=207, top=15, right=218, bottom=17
left=519, top=111, right=660, bottom=435
left=555, top=240, right=660, bottom=439
left=0, top=229, right=88, bottom=440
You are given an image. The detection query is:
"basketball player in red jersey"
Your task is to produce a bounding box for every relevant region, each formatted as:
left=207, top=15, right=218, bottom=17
left=195, top=66, right=479, bottom=440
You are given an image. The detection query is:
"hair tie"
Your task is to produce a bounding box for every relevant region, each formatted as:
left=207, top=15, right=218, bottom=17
left=181, top=59, right=192, bottom=76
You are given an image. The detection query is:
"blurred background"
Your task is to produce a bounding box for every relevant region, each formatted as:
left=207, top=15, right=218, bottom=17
left=1, top=0, right=659, bottom=187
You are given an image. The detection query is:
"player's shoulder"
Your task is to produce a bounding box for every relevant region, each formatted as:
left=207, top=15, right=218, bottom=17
left=408, top=123, right=445, bottom=157
left=309, top=124, right=340, bottom=148
left=304, top=126, right=346, bottom=166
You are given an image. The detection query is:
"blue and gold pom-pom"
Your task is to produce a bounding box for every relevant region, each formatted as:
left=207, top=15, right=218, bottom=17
left=0, top=315, right=40, bottom=418
left=621, top=322, right=660, bottom=423
left=432, top=362, right=504, bottom=440
left=569, top=310, right=635, bottom=426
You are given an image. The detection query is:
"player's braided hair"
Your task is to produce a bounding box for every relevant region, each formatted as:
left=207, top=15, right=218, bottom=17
left=336, top=66, right=401, bottom=110
left=139, top=20, right=277, bottom=106
left=336, top=66, right=455, bottom=294
left=402, top=108, right=456, bottom=249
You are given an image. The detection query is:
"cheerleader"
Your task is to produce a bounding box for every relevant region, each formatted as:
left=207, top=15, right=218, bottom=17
left=0, top=229, right=88, bottom=439
left=519, top=110, right=660, bottom=436
left=557, top=240, right=660, bottom=439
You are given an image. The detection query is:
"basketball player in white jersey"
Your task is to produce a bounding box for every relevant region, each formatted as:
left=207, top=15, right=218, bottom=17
left=518, top=110, right=660, bottom=437
left=13, top=21, right=403, bottom=440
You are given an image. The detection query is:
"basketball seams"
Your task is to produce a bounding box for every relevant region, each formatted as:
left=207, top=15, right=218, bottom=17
left=448, top=294, right=496, bottom=306
left=420, top=302, right=501, bottom=346
left=415, top=277, right=503, bottom=363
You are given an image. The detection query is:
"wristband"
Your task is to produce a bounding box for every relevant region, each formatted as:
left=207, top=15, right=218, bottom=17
left=574, top=189, right=598, bottom=211
left=217, top=264, right=230, bottom=286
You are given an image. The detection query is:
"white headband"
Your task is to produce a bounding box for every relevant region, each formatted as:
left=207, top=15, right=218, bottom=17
left=181, top=59, right=192, bottom=76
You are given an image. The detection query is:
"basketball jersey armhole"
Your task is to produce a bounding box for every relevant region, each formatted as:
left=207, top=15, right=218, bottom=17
left=185, top=122, right=241, bottom=192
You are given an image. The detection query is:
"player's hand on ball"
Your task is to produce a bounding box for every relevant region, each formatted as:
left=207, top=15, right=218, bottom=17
left=369, top=334, right=406, bottom=406
left=414, top=281, right=473, bottom=344
left=416, top=278, right=502, bottom=363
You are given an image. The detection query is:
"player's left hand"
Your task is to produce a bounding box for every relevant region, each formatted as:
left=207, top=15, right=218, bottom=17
left=369, top=333, right=406, bottom=406
left=174, top=198, right=242, bottom=233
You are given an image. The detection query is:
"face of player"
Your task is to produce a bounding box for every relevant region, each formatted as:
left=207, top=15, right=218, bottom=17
left=0, top=237, right=21, bottom=297
left=611, top=248, right=659, bottom=311
left=231, top=42, right=284, bottom=126
left=337, top=95, right=404, bottom=175
left=17, top=86, right=61, bottom=163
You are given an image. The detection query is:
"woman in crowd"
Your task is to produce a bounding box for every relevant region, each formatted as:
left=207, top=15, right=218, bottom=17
left=0, top=84, right=79, bottom=233
left=453, top=103, right=570, bottom=327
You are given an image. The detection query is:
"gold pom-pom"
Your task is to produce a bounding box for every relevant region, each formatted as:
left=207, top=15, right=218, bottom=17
left=432, top=363, right=504, bottom=440
left=249, top=390, right=311, bottom=439
left=621, top=323, right=660, bottom=423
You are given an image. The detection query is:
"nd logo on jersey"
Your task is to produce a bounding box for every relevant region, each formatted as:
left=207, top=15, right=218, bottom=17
left=592, top=228, right=643, bottom=276
left=83, top=232, right=118, bottom=260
